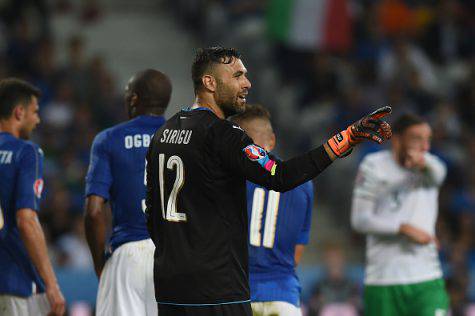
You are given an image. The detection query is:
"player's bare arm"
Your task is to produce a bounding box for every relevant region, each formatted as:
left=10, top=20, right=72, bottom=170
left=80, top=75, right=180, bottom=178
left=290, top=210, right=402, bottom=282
left=398, top=223, right=434, bottom=245
left=17, top=208, right=66, bottom=316
left=84, top=195, right=108, bottom=278
left=294, top=245, right=305, bottom=266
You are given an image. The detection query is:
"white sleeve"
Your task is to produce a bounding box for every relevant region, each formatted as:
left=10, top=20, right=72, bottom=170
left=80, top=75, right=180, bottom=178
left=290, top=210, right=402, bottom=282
left=351, top=157, right=401, bottom=235
left=422, top=153, right=447, bottom=187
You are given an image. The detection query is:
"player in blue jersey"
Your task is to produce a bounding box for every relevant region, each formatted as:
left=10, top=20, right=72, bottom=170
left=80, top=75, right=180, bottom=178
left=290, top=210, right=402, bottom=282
left=231, top=104, right=313, bottom=316
left=0, top=78, right=65, bottom=316
left=85, top=69, right=172, bottom=316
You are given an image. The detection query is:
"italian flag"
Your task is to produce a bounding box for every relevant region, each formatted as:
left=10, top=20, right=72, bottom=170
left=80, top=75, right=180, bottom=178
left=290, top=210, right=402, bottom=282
left=267, top=0, right=352, bottom=53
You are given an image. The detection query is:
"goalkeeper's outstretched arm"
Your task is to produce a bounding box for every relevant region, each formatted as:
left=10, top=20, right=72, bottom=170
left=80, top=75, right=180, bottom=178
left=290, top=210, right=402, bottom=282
left=219, top=106, right=393, bottom=192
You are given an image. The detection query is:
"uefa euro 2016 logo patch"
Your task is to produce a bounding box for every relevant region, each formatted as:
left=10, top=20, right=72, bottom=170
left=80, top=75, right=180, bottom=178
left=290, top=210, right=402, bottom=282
left=244, top=145, right=266, bottom=161
left=243, top=144, right=278, bottom=176
left=33, top=179, right=44, bottom=198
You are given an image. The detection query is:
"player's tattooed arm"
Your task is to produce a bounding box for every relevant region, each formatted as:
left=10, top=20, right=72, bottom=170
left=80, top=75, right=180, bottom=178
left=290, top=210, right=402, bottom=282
left=17, top=208, right=66, bottom=316
left=85, top=195, right=108, bottom=278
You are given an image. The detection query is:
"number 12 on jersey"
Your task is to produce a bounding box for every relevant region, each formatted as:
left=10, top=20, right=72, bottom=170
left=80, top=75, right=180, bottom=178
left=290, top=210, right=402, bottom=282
left=250, top=188, right=280, bottom=248
left=159, top=154, right=187, bottom=222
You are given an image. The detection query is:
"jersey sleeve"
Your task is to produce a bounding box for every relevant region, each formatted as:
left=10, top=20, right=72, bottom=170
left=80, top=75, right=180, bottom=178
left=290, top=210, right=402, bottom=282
left=351, top=156, right=401, bottom=234
left=211, top=120, right=333, bottom=193
left=296, top=181, right=314, bottom=245
left=15, top=143, right=43, bottom=212
left=85, top=131, right=113, bottom=200
left=422, top=153, right=447, bottom=187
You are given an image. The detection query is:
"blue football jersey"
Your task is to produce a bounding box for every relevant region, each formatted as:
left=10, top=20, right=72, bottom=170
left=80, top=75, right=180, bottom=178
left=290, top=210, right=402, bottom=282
left=247, top=180, right=314, bottom=306
left=85, top=115, right=165, bottom=252
left=0, top=132, right=45, bottom=297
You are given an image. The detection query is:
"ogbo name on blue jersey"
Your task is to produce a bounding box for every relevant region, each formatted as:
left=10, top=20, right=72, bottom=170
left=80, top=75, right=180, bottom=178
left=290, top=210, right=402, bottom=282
left=86, top=115, right=166, bottom=253
left=124, top=134, right=154, bottom=149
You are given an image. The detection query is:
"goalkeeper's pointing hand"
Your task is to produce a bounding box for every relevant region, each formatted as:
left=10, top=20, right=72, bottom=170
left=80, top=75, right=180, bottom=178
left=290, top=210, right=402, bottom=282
left=326, top=106, right=392, bottom=158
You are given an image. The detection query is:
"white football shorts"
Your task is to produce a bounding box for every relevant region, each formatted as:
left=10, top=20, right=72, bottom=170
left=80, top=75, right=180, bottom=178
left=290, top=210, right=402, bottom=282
left=96, top=238, right=157, bottom=316
left=0, top=293, right=50, bottom=316
left=251, top=301, right=302, bottom=316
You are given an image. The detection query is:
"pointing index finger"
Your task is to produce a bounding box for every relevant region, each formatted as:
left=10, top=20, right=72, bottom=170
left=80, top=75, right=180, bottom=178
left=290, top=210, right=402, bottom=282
left=368, top=106, right=392, bottom=119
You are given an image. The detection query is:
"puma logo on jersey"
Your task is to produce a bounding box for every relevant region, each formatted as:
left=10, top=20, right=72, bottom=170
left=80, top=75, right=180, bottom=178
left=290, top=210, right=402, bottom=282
left=160, top=129, right=193, bottom=145
left=0, top=151, right=13, bottom=164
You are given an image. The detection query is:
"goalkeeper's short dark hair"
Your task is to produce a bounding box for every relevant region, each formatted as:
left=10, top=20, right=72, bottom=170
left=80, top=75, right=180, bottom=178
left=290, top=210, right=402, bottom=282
left=393, top=113, right=427, bottom=135
left=229, top=104, right=271, bottom=125
left=191, top=46, right=241, bottom=94
left=0, top=78, right=41, bottom=119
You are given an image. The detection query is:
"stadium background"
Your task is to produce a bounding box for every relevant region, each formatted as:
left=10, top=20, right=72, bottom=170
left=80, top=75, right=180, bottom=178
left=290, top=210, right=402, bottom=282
left=0, top=0, right=473, bottom=315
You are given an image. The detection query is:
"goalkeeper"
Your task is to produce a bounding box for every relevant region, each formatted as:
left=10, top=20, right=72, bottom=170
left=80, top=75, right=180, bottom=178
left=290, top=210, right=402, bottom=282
left=146, top=43, right=393, bottom=316
left=351, top=113, right=449, bottom=316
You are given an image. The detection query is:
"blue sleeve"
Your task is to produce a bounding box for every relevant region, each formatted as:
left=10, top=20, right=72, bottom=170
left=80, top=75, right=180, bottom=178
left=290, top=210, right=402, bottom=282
left=15, top=144, right=43, bottom=212
left=296, top=181, right=314, bottom=245
left=85, top=131, right=113, bottom=200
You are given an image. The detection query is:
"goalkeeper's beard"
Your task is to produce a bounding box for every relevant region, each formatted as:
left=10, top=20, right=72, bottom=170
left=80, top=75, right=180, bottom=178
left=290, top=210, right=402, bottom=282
left=215, top=83, right=245, bottom=118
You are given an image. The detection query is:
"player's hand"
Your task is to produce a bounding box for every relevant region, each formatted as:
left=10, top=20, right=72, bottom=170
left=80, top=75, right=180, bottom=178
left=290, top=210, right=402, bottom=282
left=404, top=149, right=426, bottom=170
left=327, top=106, right=392, bottom=158
left=399, top=223, right=434, bottom=245
left=46, top=283, right=66, bottom=316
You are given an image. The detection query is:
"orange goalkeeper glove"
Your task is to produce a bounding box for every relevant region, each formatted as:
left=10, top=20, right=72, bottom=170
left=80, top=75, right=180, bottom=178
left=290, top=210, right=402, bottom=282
left=327, top=106, right=392, bottom=158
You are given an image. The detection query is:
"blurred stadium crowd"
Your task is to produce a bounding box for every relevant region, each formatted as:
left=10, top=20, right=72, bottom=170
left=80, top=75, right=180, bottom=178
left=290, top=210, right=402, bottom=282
left=1, top=0, right=474, bottom=314
left=1, top=0, right=119, bottom=271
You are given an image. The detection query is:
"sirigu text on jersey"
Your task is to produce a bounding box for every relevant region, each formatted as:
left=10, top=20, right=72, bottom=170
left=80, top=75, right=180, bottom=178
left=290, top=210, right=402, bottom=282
left=160, top=129, right=192, bottom=145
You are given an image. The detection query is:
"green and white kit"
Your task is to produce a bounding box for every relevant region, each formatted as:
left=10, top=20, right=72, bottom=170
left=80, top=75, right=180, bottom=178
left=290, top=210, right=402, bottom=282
left=352, top=150, right=449, bottom=315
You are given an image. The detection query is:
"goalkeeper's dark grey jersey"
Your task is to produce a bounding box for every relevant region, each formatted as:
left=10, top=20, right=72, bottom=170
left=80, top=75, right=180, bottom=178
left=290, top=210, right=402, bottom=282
left=145, top=107, right=332, bottom=305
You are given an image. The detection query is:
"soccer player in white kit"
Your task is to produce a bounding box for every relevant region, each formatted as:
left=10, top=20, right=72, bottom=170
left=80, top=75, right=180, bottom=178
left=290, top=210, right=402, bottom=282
left=351, top=113, right=449, bottom=316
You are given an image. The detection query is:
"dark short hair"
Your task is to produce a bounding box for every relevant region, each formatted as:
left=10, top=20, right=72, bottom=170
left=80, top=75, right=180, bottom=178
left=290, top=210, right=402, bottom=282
left=0, top=78, right=41, bottom=119
left=393, top=113, right=427, bottom=135
left=130, top=69, right=172, bottom=113
left=230, top=104, right=271, bottom=125
left=191, top=46, right=241, bottom=94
